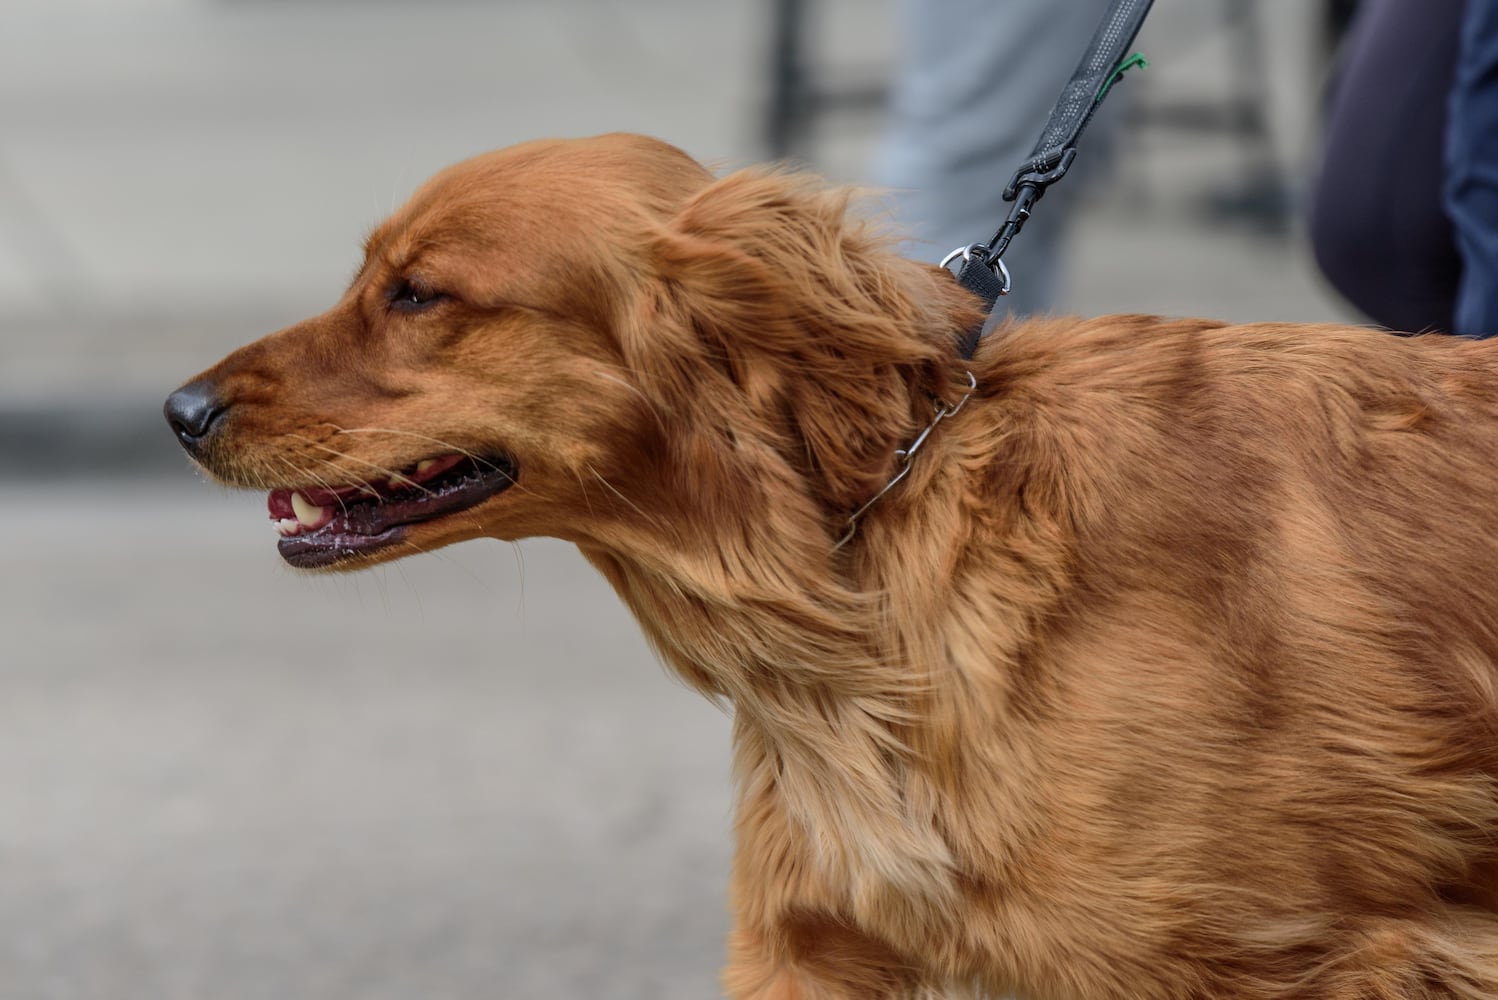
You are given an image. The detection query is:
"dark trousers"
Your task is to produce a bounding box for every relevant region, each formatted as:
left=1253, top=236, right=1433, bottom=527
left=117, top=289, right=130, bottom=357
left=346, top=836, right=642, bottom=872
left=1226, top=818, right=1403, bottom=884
left=1309, top=0, right=1498, bottom=337
left=1309, top=0, right=1462, bottom=334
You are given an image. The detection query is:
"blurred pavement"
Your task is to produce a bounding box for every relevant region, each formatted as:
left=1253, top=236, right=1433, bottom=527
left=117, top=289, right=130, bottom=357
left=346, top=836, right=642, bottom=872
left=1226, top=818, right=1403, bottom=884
left=0, top=1, right=1360, bottom=998
left=2, top=487, right=731, bottom=999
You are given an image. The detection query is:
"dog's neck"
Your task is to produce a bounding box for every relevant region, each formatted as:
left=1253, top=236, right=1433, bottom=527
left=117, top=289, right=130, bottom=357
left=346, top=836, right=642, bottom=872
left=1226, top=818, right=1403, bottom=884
left=581, top=523, right=966, bottom=917
left=571, top=378, right=1042, bottom=916
left=572, top=246, right=1033, bottom=919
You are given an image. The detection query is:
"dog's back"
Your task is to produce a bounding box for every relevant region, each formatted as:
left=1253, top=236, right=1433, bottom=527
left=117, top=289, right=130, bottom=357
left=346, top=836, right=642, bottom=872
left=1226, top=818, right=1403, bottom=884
left=910, top=315, right=1498, bottom=997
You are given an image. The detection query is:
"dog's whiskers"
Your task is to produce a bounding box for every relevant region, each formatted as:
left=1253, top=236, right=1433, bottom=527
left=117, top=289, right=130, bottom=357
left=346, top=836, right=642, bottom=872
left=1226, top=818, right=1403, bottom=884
left=587, top=465, right=661, bottom=529
left=325, top=425, right=494, bottom=468
left=273, top=456, right=359, bottom=516
left=590, top=368, right=667, bottom=432
left=392, top=536, right=500, bottom=597
left=306, top=455, right=383, bottom=498
left=324, top=424, right=548, bottom=502
left=571, top=466, right=597, bottom=519
left=506, top=541, right=527, bottom=618
left=287, top=433, right=431, bottom=496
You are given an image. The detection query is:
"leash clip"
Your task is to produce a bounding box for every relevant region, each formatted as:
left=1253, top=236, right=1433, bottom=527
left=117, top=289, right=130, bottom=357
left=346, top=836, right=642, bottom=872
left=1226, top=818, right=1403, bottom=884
left=942, top=244, right=1012, bottom=297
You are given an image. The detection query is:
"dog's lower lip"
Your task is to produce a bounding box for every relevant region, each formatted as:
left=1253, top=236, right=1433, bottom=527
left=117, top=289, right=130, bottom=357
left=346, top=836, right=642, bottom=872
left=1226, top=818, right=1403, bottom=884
left=277, top=525, right=406, bottom=568
left=269, top=454, right=517, bottom=567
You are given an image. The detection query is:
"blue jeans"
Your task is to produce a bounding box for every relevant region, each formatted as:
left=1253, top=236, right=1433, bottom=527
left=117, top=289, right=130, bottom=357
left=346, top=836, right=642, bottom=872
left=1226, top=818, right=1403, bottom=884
left=1447, top=0, right=1498, bottom=336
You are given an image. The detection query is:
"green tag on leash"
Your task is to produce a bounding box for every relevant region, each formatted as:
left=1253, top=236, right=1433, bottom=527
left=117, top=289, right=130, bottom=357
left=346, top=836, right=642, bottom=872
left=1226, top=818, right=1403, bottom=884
left=1098, top=51, right=1149, bottom=101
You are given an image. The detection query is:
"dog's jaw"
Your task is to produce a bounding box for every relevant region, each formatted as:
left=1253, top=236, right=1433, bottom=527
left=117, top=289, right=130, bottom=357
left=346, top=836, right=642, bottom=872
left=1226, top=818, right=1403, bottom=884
left=266, top=452, right=518, bottom=568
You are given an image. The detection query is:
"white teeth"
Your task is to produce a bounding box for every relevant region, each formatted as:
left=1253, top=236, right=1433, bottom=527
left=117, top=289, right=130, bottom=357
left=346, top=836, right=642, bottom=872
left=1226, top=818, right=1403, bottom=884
left=415, top=459, right=437, bottom=476
left=290, top=492, right=330, bottom=528
left=274, top=518, right=300, bottom=537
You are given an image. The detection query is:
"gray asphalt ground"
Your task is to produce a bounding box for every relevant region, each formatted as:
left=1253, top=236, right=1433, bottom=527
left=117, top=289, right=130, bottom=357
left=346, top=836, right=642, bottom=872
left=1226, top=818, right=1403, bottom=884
left=0, top=2, right=1360, bottom=998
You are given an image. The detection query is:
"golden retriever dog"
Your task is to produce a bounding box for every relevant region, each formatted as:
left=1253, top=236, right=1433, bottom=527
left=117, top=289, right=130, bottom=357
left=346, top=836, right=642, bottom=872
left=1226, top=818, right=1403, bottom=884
left=165, top=133, right=1498, bottom=999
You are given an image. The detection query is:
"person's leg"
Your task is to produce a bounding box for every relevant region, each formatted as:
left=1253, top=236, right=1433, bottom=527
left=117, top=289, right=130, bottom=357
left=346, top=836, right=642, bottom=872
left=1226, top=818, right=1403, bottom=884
left=874, top=0, right=1113, bottom=316
left=1308, top=0, right=1463, bottom=334
left=1446, top=0, right=1498, bottom=336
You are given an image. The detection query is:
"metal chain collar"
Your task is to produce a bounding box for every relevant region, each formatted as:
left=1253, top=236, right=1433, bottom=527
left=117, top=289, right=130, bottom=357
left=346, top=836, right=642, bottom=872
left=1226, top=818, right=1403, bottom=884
left=833, top=369, right=977, bottom=551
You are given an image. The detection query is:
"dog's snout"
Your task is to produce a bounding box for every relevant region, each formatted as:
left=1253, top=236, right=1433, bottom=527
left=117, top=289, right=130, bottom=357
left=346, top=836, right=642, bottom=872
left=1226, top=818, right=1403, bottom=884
left=164, top=378, right=228, bottom=451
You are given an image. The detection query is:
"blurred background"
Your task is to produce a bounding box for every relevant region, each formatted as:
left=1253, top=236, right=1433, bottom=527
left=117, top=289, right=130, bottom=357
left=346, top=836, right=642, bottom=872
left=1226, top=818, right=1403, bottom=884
left=0, top=1, right=1361, bottom=997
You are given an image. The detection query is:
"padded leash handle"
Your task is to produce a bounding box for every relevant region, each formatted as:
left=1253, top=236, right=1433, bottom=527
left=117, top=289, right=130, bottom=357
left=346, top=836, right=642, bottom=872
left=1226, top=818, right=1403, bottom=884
left=953, top=0, right=1154, bottom=359
left=1007, top=0, right=1155, bottom=206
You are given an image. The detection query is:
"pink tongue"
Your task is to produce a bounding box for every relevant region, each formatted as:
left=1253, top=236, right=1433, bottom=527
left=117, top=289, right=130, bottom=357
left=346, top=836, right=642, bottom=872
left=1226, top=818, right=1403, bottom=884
left=268, top=489, right=294, bottom=519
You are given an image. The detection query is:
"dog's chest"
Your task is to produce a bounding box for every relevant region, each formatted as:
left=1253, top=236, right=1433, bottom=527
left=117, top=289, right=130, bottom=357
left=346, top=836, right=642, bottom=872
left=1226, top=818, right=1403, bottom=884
left=735, top=720, right=964, bottom=935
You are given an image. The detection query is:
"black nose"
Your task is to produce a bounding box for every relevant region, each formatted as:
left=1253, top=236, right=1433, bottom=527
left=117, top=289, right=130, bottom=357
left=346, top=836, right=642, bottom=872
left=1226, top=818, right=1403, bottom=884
left=164, top=378, right=228, bottom=451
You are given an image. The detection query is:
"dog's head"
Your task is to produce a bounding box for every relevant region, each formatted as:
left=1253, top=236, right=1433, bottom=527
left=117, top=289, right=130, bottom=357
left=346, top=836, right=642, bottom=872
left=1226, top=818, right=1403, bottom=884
left=165, top=134, right=982, bottom=571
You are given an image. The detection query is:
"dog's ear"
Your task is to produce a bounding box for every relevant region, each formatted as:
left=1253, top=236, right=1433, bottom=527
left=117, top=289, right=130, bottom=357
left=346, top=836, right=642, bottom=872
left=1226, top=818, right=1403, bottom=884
left=620, top=169, right=984, bottom=514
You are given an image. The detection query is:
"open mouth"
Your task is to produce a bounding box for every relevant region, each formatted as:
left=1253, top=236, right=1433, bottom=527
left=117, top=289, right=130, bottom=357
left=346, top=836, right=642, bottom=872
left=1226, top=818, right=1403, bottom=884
left=269, top=453, right=516, bottom=568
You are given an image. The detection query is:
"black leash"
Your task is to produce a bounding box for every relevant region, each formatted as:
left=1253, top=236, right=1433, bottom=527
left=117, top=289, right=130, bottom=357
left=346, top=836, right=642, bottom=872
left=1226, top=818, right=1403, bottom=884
left=836, top=0, right=1153, bottom=550
left=951, top=0, right=1154, bottom=360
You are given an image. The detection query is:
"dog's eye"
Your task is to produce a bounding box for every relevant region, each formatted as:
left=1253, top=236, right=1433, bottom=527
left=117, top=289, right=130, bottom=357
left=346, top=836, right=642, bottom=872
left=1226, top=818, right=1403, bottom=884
left=388, top=278, right=447, bottom=312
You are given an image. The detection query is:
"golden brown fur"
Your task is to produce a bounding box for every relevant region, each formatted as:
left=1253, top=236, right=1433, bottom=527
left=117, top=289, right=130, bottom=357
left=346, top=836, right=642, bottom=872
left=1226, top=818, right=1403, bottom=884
left=170, top=134, right=1498, bottom=998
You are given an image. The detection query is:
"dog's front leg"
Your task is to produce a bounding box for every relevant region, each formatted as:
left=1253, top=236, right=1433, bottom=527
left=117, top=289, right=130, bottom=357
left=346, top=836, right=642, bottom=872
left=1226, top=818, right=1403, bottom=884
left=722, top=913, right=925, bottom=999
left=720, top=717, right=960, bottom=998
left=721, top=806, right=933, bottom=1000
